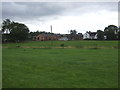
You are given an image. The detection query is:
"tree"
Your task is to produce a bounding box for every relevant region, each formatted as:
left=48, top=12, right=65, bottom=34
left=97, top=30, right=104, bottom=40
left=69, top=30, right=78, bottom=40
left=2, top=19, right=13, bottom=42
left=104, top=25, right=118, bottom=40
left=2, top=19, right=29, bottom=42
left=118, top=26, right=120, bottom=40
left=118, top=31, right=120, bottom=40
left=70, top=30, right=77, bottom=35
left=1, top=19, right=12, bottom=34
left=10, top=22, right=29, bottom=42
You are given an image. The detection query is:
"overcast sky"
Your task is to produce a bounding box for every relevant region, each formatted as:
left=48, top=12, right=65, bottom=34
left=2, top=2, right=118, bottom=34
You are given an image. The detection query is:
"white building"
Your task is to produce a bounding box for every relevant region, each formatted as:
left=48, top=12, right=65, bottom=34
left=83, top=31, right=97, bottom=40
left=59, top=37, right=68, bottom=41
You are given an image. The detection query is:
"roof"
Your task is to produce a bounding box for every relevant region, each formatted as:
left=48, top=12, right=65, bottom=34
left=86, top=31, right=97, bottom=36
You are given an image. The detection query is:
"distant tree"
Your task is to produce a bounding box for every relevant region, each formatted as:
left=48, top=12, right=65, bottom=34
left=60, top=43, right=65, bottom=48
left=10, top=22, right=29, bottom=42
left=118, top=31, right=120, bottom=40
left=2, top=19, right=12, bottom=42
left=69, top=30, right=77, bottom=40
left=2, top=19, right=12, bottom=34
left=118, top=26, right=120, bottom=40
left=104, top=25, right=118, bottom=40
left=70, top=30, right=77, bottom=35
left=97, top=30, right=104, bottom=40
left=2, top=19, right=30, bottom=42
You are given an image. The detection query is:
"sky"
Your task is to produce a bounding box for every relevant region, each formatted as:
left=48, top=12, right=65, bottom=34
left=1, top=1, right=118, bottom=34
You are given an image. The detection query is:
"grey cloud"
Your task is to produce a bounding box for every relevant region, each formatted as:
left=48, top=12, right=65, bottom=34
left=62, top=2, right=118, bottom=16
left=2, top=2, right=118, bottom=21
left=2, top=2, right=65, bottom=20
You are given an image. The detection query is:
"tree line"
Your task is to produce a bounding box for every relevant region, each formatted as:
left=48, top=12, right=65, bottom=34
left=97, top=25, right=120, bottom=40
left=69, top=25, right=120, bottom=40
left=1, top=19, right=120, bottom=43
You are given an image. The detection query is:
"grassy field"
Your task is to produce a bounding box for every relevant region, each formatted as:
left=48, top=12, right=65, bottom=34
left=2, top=40, right=118, bottom=48
left=2, top=40, right=118, bottom=88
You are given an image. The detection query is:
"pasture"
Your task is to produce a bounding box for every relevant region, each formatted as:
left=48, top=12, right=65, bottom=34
left=2, top=40, right=118, bottom=88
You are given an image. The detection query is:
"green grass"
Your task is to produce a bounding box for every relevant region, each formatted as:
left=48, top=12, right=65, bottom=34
left=2, top=41, right=118, bottom=88
left=3, top=40, right=118, bottom=48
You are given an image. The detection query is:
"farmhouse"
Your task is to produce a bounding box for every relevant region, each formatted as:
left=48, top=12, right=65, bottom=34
left=83, top=31, right=97, bottom=40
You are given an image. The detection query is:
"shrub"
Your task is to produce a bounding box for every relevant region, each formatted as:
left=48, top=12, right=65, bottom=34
left=60, top=43, right=65, bottom=48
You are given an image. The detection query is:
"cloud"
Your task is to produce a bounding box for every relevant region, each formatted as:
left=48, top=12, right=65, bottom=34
left=2, top=2, right=118, bottom=33
left=2, top=2, right=66, bottom=20
left=2, top=2, right=117, bottom=20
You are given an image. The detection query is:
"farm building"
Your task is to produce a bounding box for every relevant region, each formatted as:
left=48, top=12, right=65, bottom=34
left=83, top=31, right=97, bottom=40
left=35, top=34, right=60, bottom=41
left=59, top=37, right=68, bottom=41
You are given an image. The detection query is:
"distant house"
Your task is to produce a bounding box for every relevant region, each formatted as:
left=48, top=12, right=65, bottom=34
left=83, top=31, right=97, bottom=40
left=35, top=33, right=83, bottom=41
left=59, top=37, right=68, bottom=41
left=36, top=34, right=60, bottom=41
left=83, top=32, right=90, bottom=39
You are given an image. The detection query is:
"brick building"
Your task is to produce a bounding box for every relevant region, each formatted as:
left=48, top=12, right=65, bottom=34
left=36, top=34, right=60, bottom=41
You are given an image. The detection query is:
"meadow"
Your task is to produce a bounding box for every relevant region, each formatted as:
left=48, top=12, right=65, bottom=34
left=2, top=40, right=118, bottom=88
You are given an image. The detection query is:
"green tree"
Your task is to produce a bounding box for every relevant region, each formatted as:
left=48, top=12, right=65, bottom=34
left=1, top=19, right=12, bottom=34
left=69, top=30, right=77, bottom=40
left=10, top=22, right=29, bottom=42
left=118, top=26, right=120, bottom=40
left=118, top=31, right=120, bottom=40
left=2, top=19, right=29, bottom=42
left=70, top=30, right=77, bottom=35
left=104, top=25, right=118, bottom=40
left=97, top=30, right=104, bottom=40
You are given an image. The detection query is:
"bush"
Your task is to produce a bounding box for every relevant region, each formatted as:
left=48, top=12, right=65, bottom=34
left=16, top=45, right=20, bottom=48
left=60, top=43, right=65, bottom=48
